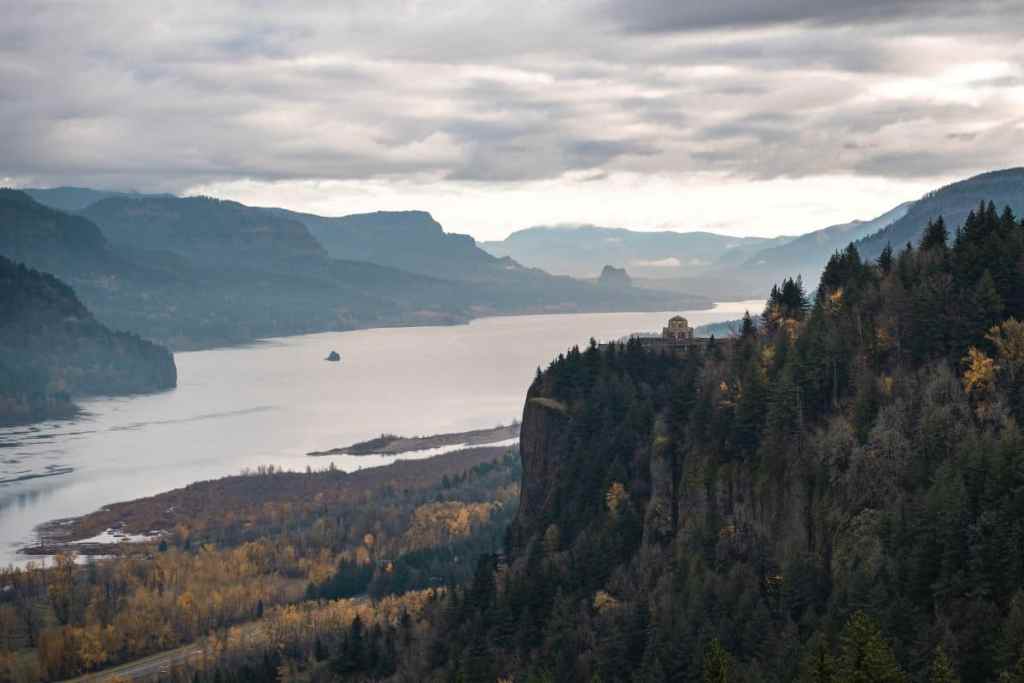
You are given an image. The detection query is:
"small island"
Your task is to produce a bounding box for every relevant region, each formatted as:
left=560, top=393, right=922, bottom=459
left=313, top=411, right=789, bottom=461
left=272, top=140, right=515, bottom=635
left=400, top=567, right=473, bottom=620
left=308, top=423, right=519, bottom=456
left=325, top=350, right=341, bottom=362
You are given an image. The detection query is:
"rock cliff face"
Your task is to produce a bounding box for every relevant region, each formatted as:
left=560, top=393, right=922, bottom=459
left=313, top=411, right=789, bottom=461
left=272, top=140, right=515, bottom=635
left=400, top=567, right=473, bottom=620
left=507, top=341, right=814, bottom=590
left=597, top=265, right=631, bottom=288
left=271, top=209, right=507, bottom=281
left=452, top=205, right=1024, bottom=680
left=512, top=391, right=571, bottom=549
left=82, top=195, right=327, bottom=265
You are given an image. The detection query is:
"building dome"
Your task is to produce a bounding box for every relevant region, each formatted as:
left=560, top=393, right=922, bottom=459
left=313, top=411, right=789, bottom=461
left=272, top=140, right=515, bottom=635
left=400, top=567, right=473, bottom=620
left=662, top=315, right=693, bottom=341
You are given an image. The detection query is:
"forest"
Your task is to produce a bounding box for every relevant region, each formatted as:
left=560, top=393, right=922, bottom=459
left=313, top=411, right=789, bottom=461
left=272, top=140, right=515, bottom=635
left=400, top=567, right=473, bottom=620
left=0, top=254, right=176, bottom=425
left=5, top=201, right=1024, bottom=682
left=386, top=201, right=1024, bottom=682
left=0, top=447, right=519, bottom=681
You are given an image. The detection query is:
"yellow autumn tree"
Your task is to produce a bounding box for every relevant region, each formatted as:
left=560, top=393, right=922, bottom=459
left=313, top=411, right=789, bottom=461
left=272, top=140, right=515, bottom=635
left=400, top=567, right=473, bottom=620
left=606, top=482, right=628, bottom=518
left=988, top=318, right=1024, bottom=383
left=963, top=347, right=996, bottom=396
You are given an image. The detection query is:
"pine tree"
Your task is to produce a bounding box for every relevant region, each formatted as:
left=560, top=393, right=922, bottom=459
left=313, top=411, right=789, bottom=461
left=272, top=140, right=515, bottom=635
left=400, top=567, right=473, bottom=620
left=733, top=360, right=767, bottom=458
left=878, top=243, right=894, bottom=274
left=835, top=611, right=906, bottom=683
left=921, top=217, right=949, bottom=252
left=741, top=311, right=757, bottom=339
left=929, top=646, right=960, bottom=683
left=314, top=636, right=328, bottom=662
left=349, top=614, right=366, bottom=671
left=703, top=638, right=732, bottom=683
left=973, top=270, right=1005, bottom=338
left=799, top=633, right=836, bottom=683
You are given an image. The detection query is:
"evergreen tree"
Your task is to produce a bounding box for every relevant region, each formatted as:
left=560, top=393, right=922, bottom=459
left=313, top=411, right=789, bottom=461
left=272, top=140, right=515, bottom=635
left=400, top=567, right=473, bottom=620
left=878, top=243, right=894, bottom=274
left=921, top=217, right=949, bottom=252
left=741, top=311, right=757, bottom=339
left=835, top=611, right=906, bottom=683
left=799, top=633, right=836, bottom=683
left=703, top=638, right=732, bottom=683
left=929, top=646, right=960, bottom=683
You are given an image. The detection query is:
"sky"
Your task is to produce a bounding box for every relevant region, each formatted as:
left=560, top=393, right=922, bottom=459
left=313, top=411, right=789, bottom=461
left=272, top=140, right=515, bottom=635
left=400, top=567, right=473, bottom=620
left=2, top=1, right=1023, bottom=240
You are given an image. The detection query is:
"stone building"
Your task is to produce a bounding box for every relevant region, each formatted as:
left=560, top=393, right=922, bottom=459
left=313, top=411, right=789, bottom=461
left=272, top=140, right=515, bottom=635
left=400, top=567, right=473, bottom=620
left=662, top=315, right=694, bottom=342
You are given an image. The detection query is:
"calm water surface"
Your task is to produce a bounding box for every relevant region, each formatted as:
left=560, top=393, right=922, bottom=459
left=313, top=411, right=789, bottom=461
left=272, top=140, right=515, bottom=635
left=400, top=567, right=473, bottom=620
left=0, top=303, right=760, bottom=565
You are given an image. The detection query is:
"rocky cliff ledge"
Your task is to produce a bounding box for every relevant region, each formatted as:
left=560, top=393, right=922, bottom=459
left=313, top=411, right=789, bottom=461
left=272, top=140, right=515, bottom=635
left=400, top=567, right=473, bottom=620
left=510, top=391, right=570, bottom=549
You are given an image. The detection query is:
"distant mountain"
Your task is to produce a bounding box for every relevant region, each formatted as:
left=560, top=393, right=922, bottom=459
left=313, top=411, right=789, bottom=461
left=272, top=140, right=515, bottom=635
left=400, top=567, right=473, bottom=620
left=2, top=191, right=710, bottom=349
left=481, top=225, right=790, bottom=279
left=279, top=207, right=713, bottom=309
left=83, top=196, right=327, bottom=265
left=856, top=167, right=1024, bottom=259
left=273, top=209, right=513, bottom=281
left=742, top=201, right=913, bottom=275
left=597, top=265, right=631, bottom=288
left=23, top=187, right=170, bottom=213
left=0, top=188, right=124, bottom=275
left=632, top=169, right=1024, bottom=299
left=0, top=255, right=176, bottom=425
left=2, top=190, right=471, bottom=348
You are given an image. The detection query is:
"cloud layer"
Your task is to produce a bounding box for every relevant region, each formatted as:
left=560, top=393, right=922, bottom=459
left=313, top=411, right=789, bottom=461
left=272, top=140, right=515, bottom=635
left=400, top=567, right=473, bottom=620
left=2, top=1, right=1022, bottom=238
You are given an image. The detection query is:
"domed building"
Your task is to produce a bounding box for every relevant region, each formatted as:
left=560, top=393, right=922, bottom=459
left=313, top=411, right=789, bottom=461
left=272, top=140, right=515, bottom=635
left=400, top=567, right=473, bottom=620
left=662, top=315, right=694, bottom=342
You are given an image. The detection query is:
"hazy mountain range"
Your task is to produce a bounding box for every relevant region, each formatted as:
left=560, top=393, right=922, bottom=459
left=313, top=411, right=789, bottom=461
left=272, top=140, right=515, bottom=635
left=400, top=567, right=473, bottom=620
left=856, top=168, right=1024, bottom=259
left=0, top=253, right=176, bottom=424
left=482, top=227, right=794, bottom=279
left=480, top=167, right=1024, bottom=300
left=3, top=191, right=706, bottom=350
left=9, top=166, right=1024, bottom=350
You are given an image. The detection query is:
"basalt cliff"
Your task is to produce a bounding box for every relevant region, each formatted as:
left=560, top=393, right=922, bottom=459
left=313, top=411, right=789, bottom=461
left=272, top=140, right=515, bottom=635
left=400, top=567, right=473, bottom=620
left=433, top=202, right=1024, bottom=682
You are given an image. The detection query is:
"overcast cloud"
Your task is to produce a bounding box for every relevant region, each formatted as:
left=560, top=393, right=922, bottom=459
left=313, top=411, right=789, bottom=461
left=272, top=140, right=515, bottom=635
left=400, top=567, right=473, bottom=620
left=1, top=1, right=1022, bottom=239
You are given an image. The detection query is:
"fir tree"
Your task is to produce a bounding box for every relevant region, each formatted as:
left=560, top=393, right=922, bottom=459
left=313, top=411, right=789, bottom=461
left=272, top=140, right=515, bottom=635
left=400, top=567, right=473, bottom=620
left=703, top=638, right=732, bottom=683
left=835, top=611, right=906, bottom=683
left=929, top=646, right=960, bottom=683
left=921, top=217, right=949, bottom=252
left=878, top=243, right=894, bottom=274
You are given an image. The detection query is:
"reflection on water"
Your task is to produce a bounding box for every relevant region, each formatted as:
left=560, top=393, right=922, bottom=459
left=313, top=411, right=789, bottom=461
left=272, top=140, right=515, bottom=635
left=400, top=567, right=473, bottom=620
left=0, top=303, right=761, bottom=565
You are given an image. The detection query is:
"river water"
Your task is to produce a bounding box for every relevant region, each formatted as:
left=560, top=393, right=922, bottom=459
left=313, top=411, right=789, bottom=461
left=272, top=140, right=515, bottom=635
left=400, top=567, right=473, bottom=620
left=0, top=302, right=761, bottom=565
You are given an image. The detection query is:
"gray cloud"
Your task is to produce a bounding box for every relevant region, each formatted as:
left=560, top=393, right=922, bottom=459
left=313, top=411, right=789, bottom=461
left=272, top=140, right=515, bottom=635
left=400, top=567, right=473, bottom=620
left=1, top=1, right=1023, bottom=193
left=601, top=0, right=1022, bottom=32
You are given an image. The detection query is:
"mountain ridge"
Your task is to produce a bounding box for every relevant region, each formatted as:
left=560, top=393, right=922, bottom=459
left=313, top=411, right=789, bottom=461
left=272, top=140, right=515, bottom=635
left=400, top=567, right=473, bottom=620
left=856, top=166, right=1024, bottom=258
left=0, top=255, right=176, bottom=425
left=2, top=191, right=710, bottom=350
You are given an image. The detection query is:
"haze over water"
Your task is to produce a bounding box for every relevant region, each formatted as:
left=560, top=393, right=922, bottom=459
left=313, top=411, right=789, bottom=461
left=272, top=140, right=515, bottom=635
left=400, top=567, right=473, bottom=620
left=0, top=303, right=759, bottom=565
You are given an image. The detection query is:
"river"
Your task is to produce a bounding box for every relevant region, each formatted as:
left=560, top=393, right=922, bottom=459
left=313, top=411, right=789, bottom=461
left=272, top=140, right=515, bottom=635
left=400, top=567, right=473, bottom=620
left=0, top=302, right=761, bottom=565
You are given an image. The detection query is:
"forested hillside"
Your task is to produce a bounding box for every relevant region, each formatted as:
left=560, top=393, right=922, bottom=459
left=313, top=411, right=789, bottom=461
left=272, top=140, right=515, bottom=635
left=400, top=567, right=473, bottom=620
left=0, top=446, right=518, bottom=681
left=857, top=168, right=1024, bottom=260
left=82, top=196, right=328, bottom=264
left=276, top=209, right=504, bottom=280
left=403, top=201, right=1024, bottom=681
left=0, top=190, right=478, bottom=348
left=0, top=256, right=176, bottom=425
left=12, top=200, right=1024, bottom=681
left=3, top=190, right=709, bottom=349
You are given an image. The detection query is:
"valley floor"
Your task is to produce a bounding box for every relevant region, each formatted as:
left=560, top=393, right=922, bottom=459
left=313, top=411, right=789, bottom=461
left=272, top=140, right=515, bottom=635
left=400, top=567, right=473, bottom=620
left=1, top=431, right=520, bottom=682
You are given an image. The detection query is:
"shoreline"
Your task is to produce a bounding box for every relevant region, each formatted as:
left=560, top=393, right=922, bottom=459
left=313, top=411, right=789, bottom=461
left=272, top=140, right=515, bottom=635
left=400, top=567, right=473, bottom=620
left=21, top=439, right=520, bottom=560
left=308, top=424, right=519, bottom=456
left=165, top=299, right=718, bottom=353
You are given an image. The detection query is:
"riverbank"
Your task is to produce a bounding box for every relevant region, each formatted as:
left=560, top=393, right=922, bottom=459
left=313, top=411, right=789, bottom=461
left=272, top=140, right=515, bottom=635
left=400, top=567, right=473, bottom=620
left=23, top=441, right=517, bottom=559
left=0, top=305, right=758, bottom=567
left=308, top=423, right=519, bottom=456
